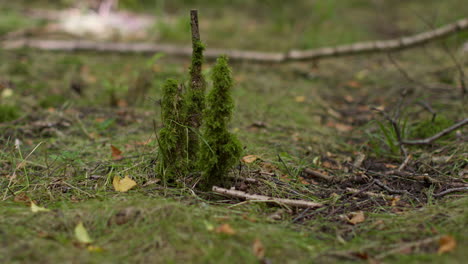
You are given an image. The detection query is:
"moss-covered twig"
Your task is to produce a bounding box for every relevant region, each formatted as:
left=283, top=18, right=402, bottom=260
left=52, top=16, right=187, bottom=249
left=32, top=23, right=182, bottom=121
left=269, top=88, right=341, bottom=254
left=186, top=9, right=206, bottom=163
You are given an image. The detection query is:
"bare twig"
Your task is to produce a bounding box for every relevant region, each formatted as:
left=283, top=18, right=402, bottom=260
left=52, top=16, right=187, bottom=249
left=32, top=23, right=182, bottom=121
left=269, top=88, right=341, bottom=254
left=2, top=18, right=467, bottom=62
left=434, top=187, right=468, bottom=197
left=402, top=118, right=468, bottom=145
left=372, top=107, right=408, bottom=157
left=374, top=180, right=411, bottom=196
left=303, top=168, right=335, bottom=182
left=398, top=154, right=412, bottom=171
left=346, top=187, right=393, bottom=200
left=212, top=186, right=323, bottom=208
left=375, top=236, right=441, bottom=260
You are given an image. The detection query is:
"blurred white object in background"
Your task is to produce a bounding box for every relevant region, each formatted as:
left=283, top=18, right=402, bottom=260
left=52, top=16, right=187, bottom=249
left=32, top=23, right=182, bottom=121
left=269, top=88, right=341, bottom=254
left=57, top=0, right=155, bottom=40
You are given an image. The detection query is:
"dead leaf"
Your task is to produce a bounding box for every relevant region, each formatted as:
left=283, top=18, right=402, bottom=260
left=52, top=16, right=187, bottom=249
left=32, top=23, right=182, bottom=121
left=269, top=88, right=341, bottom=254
left=346, top=80, right=361, bottom=88
left=242, top=155, right=259, bottom=163
left=295, top=96, right=306, bottom=102
left=348, top=211, right=365, bottom=225
left=75, top=222, right=93, bottom=244
left=30, top=201, right=50, bottom=213
left=252, top=239, right=265, bottom=259
left=438, top=235, right=456, bottom=254
left=14, top=193, right=30, bottom=204
left=298, top=176, right=310, bottom=185
left=390, top=196, right=401, bottom=207
left=113, top=176, right=137, bottom=192
left=215, top=223, right=236, bottom=235
left=326, top=121, right=353, bottom=132
left=111, top=145, right=123, bottom=160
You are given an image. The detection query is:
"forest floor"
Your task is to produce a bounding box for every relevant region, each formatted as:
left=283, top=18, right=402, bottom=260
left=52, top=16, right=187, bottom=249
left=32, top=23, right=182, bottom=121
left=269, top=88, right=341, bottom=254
left=1, top=0, right=467, bottom=263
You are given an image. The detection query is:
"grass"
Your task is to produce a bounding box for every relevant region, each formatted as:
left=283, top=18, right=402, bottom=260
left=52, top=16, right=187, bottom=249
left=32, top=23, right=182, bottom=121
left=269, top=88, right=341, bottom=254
left=1, top=0, right=467, bottom=263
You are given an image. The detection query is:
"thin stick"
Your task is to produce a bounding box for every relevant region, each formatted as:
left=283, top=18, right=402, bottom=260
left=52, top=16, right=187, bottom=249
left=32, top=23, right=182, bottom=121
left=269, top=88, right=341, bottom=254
left=374, top=180, right=410, bottom=196
left=3, top=18, right=467, bottom=62
left=402, top=118, right=468, bottom=145
left=303, top=168, right=334, bottom=182
left=346, top=187, right=393, bottom=200
left=212, top=186, right=323, bottom=208
left=375, top=236, right=441, bottom=260
left=434, top=187, right=468, bottom=197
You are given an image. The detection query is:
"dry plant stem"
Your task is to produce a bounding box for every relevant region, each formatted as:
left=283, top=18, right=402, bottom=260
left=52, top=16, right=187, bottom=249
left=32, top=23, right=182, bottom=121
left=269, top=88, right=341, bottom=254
left=212, top=186, right=323, bottom=208
left=434, top=187, right=468, bottom=197
left=303, top=168, right=334, bottom=182
left=375, top=236, right=441, bottom=260
left=372, top=107, right=408, bottom=157
left=402, top=118, right=468, bottom=145
left=398, top=154, right=412, bottom=171
left=3, top=18, right=467, bottom=62
left=346, top=187, right=393, bottom=200
left=374, top=179, right=410, bottom=195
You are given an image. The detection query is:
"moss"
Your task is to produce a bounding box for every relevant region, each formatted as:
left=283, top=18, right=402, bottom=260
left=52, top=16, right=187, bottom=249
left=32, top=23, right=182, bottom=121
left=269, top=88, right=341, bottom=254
left=39, top=94, right=67, bottom=108
left=186, top=40, right=207, bottom=164
left=410, top=115, right=454, bottom=140
left=157, top=79, right=188, bottom=183
left=0, top=104, right=20, bottom=123
left=198, top=56, right=242, bottom=189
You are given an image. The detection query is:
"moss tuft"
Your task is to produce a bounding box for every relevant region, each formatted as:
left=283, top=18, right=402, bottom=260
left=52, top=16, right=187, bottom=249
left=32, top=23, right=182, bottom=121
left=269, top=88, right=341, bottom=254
left=157, top=79, right=188, bottom=183
left=198, top=55, right=242, bottom=189
left=0, top=104, right=20, bottom=123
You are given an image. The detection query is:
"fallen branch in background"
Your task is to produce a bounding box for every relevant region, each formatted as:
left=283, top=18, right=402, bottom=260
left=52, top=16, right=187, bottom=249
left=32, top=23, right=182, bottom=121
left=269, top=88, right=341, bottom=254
left=2, top=18, right=467, bottom=62
left=212, top=186, right=323, bottom=208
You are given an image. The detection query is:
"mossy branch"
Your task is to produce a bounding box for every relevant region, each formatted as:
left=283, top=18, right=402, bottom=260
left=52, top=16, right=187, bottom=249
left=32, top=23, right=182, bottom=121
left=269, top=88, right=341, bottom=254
left=187, top=10, right=207, bottom=163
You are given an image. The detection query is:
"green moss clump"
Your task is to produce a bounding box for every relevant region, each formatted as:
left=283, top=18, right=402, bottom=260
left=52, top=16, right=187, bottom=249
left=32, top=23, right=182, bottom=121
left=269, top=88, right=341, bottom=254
left=0, top=104, right=20, bottom=123
left=186, top=40, right=207, bottom=164
left=198, top=56, right=242, bottom=189
left=157, top=79, right=188, bottom=183
left=410, top=115, right=454, bottom=140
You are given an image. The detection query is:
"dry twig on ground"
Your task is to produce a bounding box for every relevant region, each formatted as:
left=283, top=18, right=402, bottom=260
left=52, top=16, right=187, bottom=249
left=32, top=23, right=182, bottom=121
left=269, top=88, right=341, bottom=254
left=212, top=186, right=323, bottom=208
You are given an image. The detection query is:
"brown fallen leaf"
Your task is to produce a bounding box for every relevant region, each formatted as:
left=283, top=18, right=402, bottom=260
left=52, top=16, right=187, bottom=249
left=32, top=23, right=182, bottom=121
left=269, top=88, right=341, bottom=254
left=348, top=211, right=366, bottom=225
left=252, top=238, right=265, bottom=259
left=242, top=155, right=260, bottom=163
left=14, top=193, right=30, bottom=205
left=111, top=145, right=123, bottom=160
left=215, top=223, right=236, bottom=235
left=438, top=235, right=456, bottom=254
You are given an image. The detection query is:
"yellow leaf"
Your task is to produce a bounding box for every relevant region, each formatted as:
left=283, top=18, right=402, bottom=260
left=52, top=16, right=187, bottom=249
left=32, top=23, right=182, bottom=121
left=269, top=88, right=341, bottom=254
left=1, top=88, right=13, bottom=98
left=113, top=176, right=137, bottom=192
left=252, top=238, right=265, bottom=259
left=242, top=155, right=259, bottom=163
left=295, top=96, right=306, bottom=102
left=438, top=235, right=456, bottom=254
left=215, top=223, right=236, bottom=235
left=75, top=222, right=93, bottom=244
left=87, top=245, right=104, bottom=252
left=30, top=201, right=50, bottom=213
left=347, top=211, right=365, bottom=225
